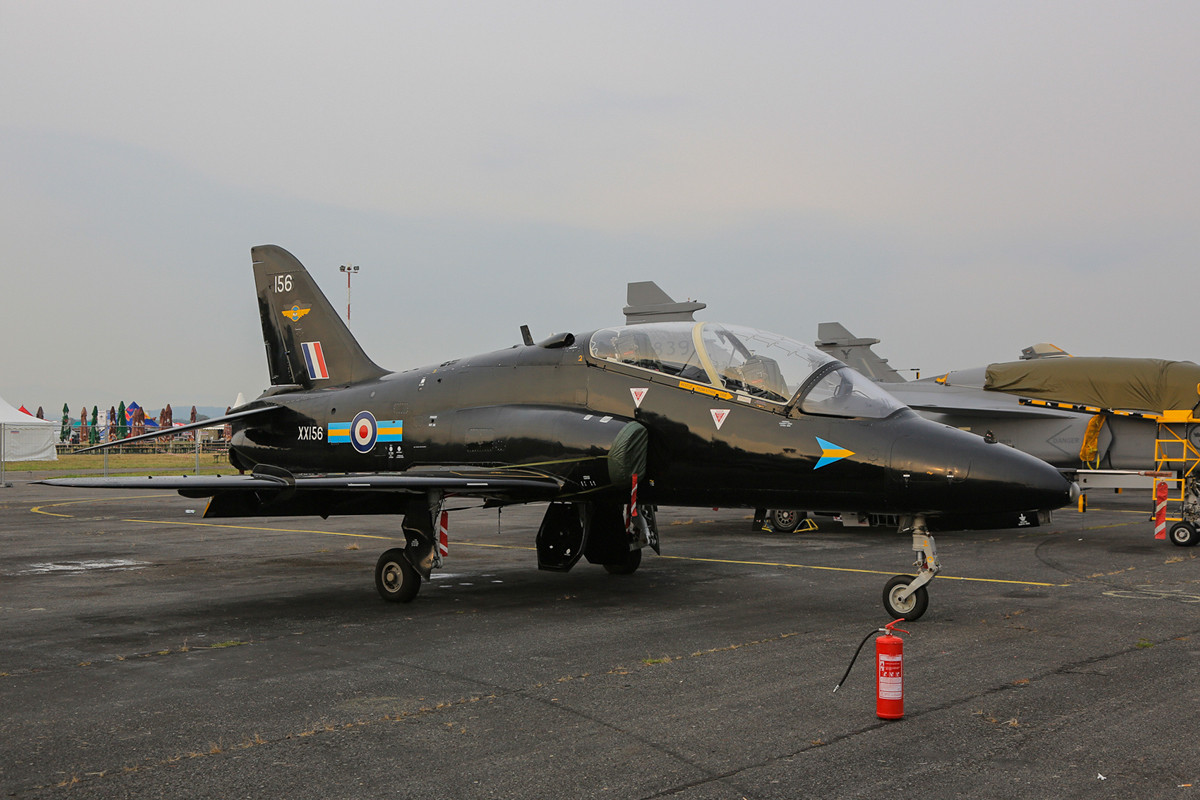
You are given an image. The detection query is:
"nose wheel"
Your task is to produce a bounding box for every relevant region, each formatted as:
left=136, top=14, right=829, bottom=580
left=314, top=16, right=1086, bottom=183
left=883, top=574, right=929, bottom=620
left=882, top=517, right=939, bottom=621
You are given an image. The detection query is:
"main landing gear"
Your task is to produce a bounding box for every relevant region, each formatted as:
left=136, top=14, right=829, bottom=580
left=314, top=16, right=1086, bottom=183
left=371, top=493, right=659, bottom=603
left=375, top=548, right=420, bottom=602
left=374, top=493, right=445, bottom=603
left=881, top=515, right=940, bottom=621
left=536, top=499, right=658, bottom=574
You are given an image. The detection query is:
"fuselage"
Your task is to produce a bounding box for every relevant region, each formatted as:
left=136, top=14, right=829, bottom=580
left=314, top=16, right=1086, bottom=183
left=230, top=322, right=1074, bottom=519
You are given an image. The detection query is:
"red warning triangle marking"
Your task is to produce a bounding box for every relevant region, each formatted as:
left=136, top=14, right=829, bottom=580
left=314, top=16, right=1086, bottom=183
left=711, top=409, right=730, bottom=429
left=631, top=387, right=648, bottom=408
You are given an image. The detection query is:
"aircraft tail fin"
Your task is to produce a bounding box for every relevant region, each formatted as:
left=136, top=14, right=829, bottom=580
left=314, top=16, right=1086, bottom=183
left=815, top=322, right=908, bottom=383
left=624, top=281, right=706, bottom=325
left=251, top=245, right=388, bottom=389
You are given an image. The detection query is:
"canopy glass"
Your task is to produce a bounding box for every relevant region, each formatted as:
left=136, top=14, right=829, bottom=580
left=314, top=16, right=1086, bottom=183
left=589, top=322, right=904, bottom=419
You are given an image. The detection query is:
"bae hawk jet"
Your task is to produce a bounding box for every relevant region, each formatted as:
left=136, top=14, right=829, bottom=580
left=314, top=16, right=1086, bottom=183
left=42, top=246, right=1076, bottom=619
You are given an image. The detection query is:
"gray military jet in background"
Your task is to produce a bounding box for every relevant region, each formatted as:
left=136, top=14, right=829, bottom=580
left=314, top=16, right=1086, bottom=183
left=808, top=323, right=1200, bottom=546
left=815, top=322, right=1200, bottom=474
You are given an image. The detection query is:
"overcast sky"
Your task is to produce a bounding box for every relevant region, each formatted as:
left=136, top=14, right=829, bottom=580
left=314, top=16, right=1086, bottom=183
left=3, top=1, right=1198, bottom=414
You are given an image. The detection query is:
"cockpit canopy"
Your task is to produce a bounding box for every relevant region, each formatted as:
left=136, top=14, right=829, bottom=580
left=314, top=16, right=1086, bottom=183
left=589, top=322, right=905, bottom=419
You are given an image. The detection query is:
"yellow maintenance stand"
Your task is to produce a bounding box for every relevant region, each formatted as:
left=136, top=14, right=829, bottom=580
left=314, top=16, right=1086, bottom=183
left=1154, top=408, right=1200, bottom=546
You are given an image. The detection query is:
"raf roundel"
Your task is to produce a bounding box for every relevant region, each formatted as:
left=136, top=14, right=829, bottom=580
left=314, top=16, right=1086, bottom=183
left=350, top=410, right=378, bottom=453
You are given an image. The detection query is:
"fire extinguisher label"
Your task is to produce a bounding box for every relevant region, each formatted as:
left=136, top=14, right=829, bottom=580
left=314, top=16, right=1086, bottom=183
left=878, top=654, right=903, bottom=700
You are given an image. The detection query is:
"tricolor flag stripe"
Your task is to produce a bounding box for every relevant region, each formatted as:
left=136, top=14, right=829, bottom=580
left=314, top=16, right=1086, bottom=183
left=301, top=341, right=329, bottom=380
left=377, top=422, right=404, bottom=442
left=328, top=420, right=403, bottom=444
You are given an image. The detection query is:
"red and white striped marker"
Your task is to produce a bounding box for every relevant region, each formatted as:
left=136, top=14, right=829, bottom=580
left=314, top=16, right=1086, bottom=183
left=437, top=511, right=450, bottom=557
left=1153, top=481, right=1168, bottom=540
left=625, top=473, right=639, bottom=534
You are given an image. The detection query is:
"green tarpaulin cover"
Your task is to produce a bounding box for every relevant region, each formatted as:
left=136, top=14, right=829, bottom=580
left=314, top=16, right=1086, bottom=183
left=985, top=357, right=1200, bottom=414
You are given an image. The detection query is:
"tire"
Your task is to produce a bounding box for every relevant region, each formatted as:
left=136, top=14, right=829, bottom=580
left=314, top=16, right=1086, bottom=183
left=375, top=547, right=421, bottom=602
left=1168, top=522, right=1199, bottom=547
left=768, top=509, right=805, bottom=533
left=882, top=574, right=929, bottom=621
left=603, top=547, right=642, bottom=575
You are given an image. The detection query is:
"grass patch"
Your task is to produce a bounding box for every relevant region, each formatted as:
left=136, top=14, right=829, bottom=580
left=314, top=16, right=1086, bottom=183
left=10, top=452, right=236, bottom=477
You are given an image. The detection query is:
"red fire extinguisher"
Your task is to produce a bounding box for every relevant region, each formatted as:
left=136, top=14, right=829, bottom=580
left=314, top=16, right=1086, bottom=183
left=875, top=619, right=907, bottom=719
left=834, top=618, right=911, bottom=720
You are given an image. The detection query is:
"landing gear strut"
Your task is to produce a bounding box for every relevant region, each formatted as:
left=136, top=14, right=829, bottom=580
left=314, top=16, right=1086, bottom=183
left=374, top=492, right=444, bottom=603
left=882, top=515, right=940, bottom=621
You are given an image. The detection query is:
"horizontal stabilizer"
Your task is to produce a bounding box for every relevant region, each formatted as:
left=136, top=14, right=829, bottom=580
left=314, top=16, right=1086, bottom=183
left=900, top=397, right=1088, bottom=419
left=72, top=406, right=280, bottom=454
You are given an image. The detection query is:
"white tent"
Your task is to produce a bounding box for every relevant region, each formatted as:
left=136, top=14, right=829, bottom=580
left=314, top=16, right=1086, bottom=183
left=0, top=396, right=58, bottom=461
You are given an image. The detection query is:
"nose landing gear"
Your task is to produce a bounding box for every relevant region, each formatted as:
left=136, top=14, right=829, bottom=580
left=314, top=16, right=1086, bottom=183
left=882, top=516, right=939, bottom=621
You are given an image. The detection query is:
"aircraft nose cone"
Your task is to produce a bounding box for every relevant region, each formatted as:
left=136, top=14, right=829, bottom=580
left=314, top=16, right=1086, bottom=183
left=890, top=424, right=1074, bottom=515
left=965, top=438, right=1075, bottom=513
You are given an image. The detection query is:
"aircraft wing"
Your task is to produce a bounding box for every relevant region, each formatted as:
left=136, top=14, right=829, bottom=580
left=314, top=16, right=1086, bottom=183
left=887, top=383, right=1087, bottom=419
left=38, top=466, right=564, bottom=504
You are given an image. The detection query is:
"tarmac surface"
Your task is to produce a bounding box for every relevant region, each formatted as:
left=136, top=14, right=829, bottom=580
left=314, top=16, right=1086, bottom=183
left=1, top=478, right=1197, bottom=798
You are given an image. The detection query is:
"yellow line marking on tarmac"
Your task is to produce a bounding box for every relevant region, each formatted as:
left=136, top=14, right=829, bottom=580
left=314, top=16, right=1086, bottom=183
left=33, top=497, right=1065, bottom=586
left=31, top=498, right=394, bottom=541
left=450, top=542, right=1063, bottom=587
left=31, top=508, right=73, bottom=518
left=655, top=554, right=1065, bottom=586
left=31, top=495, right=171, bottom=517
left=121, top=518, right=395, bottom=541
left=456, top=541, right=535, bottom=551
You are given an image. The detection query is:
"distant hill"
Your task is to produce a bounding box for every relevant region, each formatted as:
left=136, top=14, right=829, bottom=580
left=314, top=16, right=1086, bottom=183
left=194, top=405, right=231, bottom=421
left=155, top=405, right=233, bottom=422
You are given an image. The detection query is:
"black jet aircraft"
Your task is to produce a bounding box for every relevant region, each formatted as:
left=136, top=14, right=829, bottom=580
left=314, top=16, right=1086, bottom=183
left=43, top=246, right=1076, bottom=619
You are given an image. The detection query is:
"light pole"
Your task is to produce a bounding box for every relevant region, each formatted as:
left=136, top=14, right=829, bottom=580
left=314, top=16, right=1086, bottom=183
left=339, top=264, right=359, bottom=322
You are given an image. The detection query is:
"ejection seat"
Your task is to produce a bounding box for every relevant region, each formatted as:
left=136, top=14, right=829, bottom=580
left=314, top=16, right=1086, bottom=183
left=614, top=330, right=661, bottom=372
left=735, top=355, right=789, bottom=402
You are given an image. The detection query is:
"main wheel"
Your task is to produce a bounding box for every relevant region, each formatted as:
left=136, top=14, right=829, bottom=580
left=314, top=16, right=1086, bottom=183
left=375, top=548, right=421, bottom=602
left=603, top=547, right=642, bottom=575
left=1168, top=522, right=1199, bottom=547
left=882, top=574, right=929, bottom=621
left=768, top=509, right=805, bottom=534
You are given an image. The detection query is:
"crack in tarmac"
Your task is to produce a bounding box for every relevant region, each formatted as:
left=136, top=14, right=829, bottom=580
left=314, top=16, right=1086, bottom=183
left=12, top=632, right=801, bottom=795
left=1033, top=520, right=1200, bottom=604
